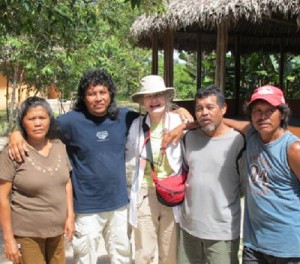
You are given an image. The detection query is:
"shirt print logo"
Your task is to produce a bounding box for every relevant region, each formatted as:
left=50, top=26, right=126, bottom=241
left=249, top=163, right=270, bottom=187
left=96, top=131, right=109, bottom=141
left=248, top=163, right=271, bottom=195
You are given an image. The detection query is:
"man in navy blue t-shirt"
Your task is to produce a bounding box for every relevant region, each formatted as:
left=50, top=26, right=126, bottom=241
left=56, top=69, right=138, bottom=263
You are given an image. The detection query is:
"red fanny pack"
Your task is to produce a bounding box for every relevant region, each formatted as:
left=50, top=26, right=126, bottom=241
left=152, top=169, right=187, bottom=207
left=142, top=115, right=187, bottom=207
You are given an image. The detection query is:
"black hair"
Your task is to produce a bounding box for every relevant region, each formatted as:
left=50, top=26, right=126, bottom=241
left=245, top=101, right=290, bottom=129
left=17, top=97, right=56, bottom=139
left=195, top=85, right=225, bottom=108
left=73, top=68, right=119, bottom=119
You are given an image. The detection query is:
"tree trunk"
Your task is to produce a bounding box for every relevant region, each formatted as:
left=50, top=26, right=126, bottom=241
left=7, top=64, right=19, bottom=133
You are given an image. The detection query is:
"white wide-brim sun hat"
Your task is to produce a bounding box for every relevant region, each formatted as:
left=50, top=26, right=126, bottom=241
left=131, top=75, right=175, bottom=104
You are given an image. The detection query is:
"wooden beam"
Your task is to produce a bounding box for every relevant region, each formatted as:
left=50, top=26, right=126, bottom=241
left=151, top=33, right=158, bottom=75
left=279, top=37, right=285, bottom=91
left=262, top=16, right=297, bottom=28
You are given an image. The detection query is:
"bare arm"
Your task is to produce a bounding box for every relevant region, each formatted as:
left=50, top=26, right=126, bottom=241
left=64, top=178, right=75, bottom=242
left=0, top=179, right=21, bottom=263
left=223, top=118, right=251, bottom=135
left=287, top=141, right=300, bottom=181
left=162, top=121, right=199, bottom=148
left=8, top=131, right=28, bottom=163
left=163, top=117, right=251, bottom=147
left=172, top=107, right=194, bottom=123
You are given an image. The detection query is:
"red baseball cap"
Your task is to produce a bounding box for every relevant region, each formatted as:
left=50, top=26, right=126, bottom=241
left=248, top=85, right=286, bottom=107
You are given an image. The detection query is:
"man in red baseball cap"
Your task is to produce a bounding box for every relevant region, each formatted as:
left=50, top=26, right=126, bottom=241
left=248, top=85, right=286, bottom=107
left=224, top=84, right=300, bottom=263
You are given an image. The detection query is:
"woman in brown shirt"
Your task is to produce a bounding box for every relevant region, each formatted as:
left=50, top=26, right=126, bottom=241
left=0, top=97, right=74, bottom=264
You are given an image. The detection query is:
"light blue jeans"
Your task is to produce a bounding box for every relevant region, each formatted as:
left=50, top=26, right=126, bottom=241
left=72, top=205, right=132, bottom=264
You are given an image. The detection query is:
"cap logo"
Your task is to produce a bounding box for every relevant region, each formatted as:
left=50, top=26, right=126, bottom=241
left=249, top=85, right=286, bottom=106
left=256, top=86, right=275, bottom=95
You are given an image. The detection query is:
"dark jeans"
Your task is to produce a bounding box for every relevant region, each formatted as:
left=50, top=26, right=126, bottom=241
left=243, top=246, right=300, bottom=264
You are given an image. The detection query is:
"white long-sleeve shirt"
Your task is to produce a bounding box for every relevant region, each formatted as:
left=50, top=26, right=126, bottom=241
left=126, top=112, right=183, bottom=227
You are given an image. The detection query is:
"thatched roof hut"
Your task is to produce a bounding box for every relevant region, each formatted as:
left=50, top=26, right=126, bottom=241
left=131, top=0, right=300, bottom=54
left=131, top=0, right=300, bottom=116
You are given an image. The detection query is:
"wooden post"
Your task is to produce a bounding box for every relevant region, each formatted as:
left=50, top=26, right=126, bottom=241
left=152, top=33, right=158, bottom=75
left=234, top=34, right=241, bottom=116
left=197, top=33, right=202, bottom=91
left=164, top=27, right=174, bottom=87
left=215, top=28, right=221, bottom=88
left=215, top=22, right=228, bottom=91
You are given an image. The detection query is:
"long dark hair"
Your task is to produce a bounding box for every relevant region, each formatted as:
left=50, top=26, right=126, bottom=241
left=73, top=68, right=119, bottom=119
left=17, top=97, right=56, bottom=139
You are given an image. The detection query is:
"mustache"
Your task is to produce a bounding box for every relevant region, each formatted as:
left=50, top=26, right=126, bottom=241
left=256, top=119, right=271, bottom=125
left=200, top=117, right=212, bottom=122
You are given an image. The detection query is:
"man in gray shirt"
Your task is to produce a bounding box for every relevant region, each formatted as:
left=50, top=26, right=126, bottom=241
left=178, top=85, right=245, bottom=264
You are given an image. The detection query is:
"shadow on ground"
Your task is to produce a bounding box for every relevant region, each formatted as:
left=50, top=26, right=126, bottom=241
left=66, top=255, right=110, bottom=264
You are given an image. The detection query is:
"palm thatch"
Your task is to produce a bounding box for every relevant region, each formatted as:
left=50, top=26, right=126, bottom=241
left=131, top=0, right=300, bottom=54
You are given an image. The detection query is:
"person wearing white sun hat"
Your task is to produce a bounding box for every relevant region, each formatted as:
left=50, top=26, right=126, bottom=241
left=131, top=75, right=175, bottom=104
left=126, top=75, right=184, bottom=264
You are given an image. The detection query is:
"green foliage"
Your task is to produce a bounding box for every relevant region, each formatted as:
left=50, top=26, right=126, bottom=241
left=285, top=55, right=300, bottom=98
left=174, top=63, right=195, bottom=99
left=0, top=0, right=152, bottom=132
left=174, top=50, right=300, bottom=100
left=0, top=0, right=151, bottom=99
left=173, top=51, right=216, bottom=99
left=125, top=0, right=165, bottom=14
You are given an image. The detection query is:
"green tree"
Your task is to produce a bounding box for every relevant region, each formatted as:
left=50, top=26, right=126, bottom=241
left=173, top=51, right=215, bottom=99
left=0, top=1, right=151, bottom=135
left=126, top=0, right=164, bottom=12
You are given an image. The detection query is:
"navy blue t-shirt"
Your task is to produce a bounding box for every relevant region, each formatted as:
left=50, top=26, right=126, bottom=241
left=56, top=107, right=138, bottom=213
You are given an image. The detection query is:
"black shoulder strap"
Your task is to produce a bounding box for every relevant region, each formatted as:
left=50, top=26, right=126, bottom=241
left=142, top=115, right=155, bottom=173
left=181, top=132, right=189, bottom=172
left=235, top=131, right=246, bottom=176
